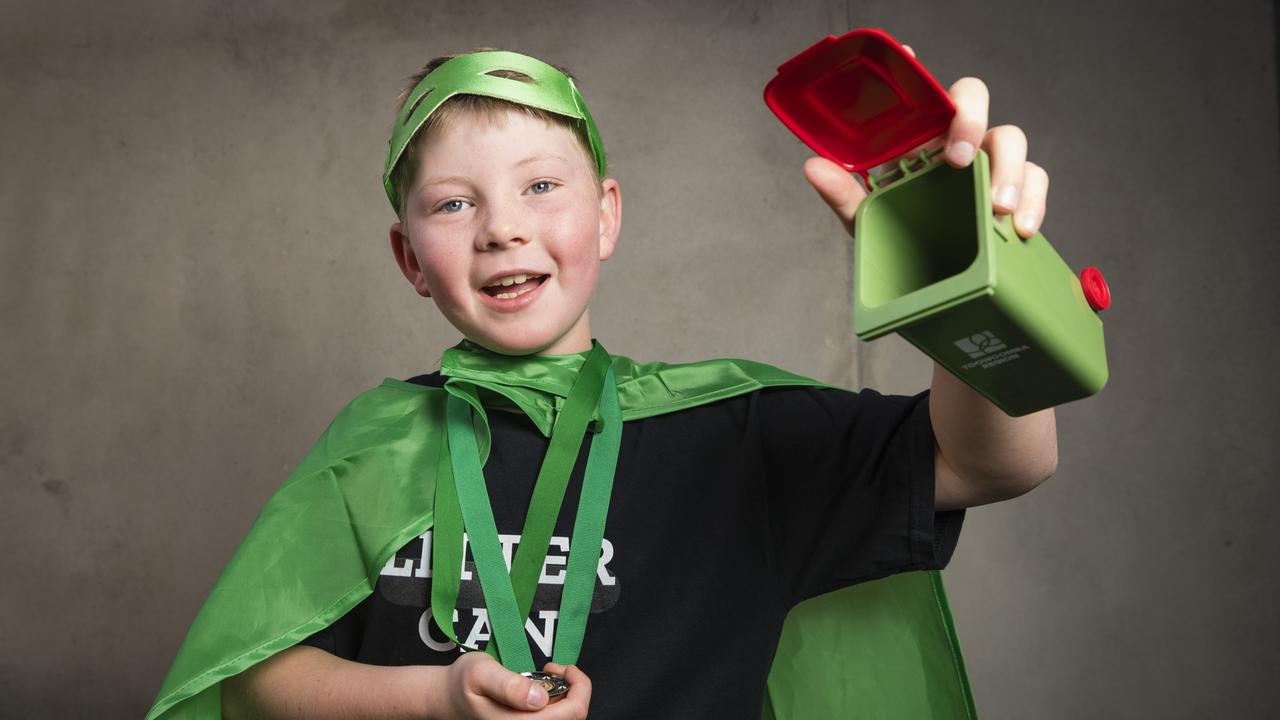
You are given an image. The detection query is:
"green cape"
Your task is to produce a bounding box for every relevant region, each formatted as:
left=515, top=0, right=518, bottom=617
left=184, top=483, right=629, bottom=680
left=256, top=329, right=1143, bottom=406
left=146, top=344, right=976, bottom=719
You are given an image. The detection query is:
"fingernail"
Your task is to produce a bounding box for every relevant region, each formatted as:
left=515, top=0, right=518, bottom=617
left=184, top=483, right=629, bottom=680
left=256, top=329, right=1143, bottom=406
left=948, top=141, right=974, bottom=165
left=528, top=684, right=548, bottom=708
left=994, top=185, right=1019, bottom=210
left=1017, top=212, right=1039, bottom=235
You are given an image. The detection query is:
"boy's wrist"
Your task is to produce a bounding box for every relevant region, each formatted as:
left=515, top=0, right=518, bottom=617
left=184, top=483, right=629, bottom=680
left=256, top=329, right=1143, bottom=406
left=406, top=664, right=448, bottom=720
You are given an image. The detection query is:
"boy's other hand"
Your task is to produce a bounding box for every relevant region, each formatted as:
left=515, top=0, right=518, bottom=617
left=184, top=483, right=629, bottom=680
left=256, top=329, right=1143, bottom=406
left=543, top=662, right=592, bottom=715
left=803, top=45, right=1050, bottom=241
left=434, top=651, right=591, bottom=718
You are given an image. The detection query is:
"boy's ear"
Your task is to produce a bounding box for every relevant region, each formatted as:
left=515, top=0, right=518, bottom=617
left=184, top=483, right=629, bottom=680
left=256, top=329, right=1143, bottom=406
left=389, top=222, right=432, bottom=298
left=597, top=178, right=622, bottom=261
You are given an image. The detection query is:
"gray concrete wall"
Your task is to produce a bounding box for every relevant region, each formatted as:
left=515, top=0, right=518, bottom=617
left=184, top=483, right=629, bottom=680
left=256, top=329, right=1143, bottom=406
left=1, top=0, right=1275, bottom=717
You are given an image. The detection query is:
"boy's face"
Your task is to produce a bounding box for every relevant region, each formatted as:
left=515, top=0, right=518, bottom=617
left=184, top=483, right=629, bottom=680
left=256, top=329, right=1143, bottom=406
left=391, top=109, right=621, bottom=356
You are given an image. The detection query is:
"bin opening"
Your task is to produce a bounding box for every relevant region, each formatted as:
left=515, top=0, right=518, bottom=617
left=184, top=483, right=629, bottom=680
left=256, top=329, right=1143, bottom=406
left=858, top=166, right=980, bottom=308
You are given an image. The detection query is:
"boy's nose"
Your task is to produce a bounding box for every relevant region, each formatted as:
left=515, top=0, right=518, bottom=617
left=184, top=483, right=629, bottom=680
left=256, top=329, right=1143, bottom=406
left=477, top=205, right=531, bottom=250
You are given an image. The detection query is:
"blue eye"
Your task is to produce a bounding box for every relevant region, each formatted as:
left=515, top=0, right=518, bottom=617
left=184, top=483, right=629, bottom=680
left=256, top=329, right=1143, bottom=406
left=530, top=181, right=555, bottom=195
left=438, top=199, right=469, bottom=214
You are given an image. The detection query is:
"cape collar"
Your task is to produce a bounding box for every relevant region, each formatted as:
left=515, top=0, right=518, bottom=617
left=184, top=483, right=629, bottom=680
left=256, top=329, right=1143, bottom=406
left=441, top=340, right=594, bottom=397
left=423, top=337, right=829, bottom=438
left=439, top=340, right=596, bottom=437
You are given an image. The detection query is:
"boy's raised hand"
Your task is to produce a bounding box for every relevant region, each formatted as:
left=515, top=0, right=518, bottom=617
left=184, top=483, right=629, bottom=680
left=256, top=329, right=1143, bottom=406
left=434, top=651, right=592, bottom=719
left=803, top=45, right=1050, bottom=241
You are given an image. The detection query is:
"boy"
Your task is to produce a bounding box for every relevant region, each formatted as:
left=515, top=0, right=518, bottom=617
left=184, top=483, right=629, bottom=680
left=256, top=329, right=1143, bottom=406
left=149, top=47, right=1056, bottom=719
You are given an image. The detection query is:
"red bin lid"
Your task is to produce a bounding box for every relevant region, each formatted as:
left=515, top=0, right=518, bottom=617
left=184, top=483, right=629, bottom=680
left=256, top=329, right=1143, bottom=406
left=764, top=28, right=956, bottom=179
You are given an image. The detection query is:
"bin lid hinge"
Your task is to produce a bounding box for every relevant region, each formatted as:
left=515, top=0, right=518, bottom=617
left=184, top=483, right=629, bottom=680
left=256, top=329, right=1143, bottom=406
left=866, top=146, right=946, bottom=192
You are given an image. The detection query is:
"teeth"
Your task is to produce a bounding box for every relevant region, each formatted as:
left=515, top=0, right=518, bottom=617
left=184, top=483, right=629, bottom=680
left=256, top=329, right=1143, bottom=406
left=491, top=273, right=532, bottom=288
left=491, top=277, right=543, bottom=300
left=487, top=272, right=546, bottom=288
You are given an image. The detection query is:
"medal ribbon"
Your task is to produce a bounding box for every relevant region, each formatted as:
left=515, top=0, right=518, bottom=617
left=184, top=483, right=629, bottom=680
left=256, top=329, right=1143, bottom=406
left=432, top=342, right=621, bottom=671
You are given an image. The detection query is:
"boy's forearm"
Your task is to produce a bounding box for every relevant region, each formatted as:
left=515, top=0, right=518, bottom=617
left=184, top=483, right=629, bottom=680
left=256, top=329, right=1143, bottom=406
left=929, top=361, right=1058, bottom=508
left=222, top=645, right=442, bottom=720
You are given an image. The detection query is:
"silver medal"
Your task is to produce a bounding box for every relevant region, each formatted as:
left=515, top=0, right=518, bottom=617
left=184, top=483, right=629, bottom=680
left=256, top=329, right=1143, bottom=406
left=522, top=671, right=570, bottom=702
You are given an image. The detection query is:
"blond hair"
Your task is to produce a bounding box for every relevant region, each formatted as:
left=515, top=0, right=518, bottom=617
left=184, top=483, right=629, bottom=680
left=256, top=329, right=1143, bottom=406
left=390, top=49, right=601, bottom=219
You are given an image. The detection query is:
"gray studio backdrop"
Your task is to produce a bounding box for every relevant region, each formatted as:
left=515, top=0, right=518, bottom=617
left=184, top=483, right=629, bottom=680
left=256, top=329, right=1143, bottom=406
left=2, top=1, right=1277, bottom=717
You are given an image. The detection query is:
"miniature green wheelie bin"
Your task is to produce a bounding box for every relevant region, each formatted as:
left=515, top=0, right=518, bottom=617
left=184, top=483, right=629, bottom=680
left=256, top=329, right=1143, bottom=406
left=766, top=28, right=1110, bottom=416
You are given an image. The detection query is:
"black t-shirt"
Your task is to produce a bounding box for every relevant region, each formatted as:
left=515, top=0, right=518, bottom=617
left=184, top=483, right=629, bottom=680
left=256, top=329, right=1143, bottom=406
left=301, top=375, right=963, bottom=719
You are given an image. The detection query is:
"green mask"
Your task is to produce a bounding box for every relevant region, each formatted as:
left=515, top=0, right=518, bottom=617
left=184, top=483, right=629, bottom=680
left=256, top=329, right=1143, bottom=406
left=382, top=50, right=608, bottom=213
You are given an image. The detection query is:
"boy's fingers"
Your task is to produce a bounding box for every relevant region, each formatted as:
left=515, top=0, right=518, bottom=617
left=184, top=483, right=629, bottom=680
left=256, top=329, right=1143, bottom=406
left=472, top=661, right=548, bottom=710
left=561, top=664, right=592, bottom=695
left=1014, top=161, right=1049, bottom=237
left=802, top=156, right=867, bottom=234
left=540, top=663, right=593, bottom=718
left=944, top=77, right=989, bottom=167
left=560, top=665, right=593, bottom=718
left=983, top=124, right=1028, bottom=215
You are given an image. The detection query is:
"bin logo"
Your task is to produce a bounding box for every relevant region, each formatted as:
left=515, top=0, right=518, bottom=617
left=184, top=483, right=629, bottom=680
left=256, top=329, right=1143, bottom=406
left=955, top=331, right=1032, bottom=370
left=955, top=331, right=1008, bottom=359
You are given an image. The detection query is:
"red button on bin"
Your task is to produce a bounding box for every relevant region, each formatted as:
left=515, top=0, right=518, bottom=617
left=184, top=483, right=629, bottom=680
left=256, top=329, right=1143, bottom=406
left=1080, top=266, right=1111, bottom=311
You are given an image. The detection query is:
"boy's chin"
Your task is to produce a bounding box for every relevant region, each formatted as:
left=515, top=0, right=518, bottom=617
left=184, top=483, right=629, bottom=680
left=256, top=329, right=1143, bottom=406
left=464, top=331, right=590, bottom=358
left=463, top=335, right=557, bottom=357
left=475, top=341, right=541, bottom=357
left=458, top=312, right=593, bottom=357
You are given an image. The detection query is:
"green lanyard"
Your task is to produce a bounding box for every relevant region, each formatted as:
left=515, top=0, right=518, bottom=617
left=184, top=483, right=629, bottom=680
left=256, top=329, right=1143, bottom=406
left=432, top=343, right=622, bottom=672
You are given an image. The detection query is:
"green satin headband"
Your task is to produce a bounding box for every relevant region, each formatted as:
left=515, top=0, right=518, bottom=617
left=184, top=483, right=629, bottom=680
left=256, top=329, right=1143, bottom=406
left=382, top=50, right=608, bottom=212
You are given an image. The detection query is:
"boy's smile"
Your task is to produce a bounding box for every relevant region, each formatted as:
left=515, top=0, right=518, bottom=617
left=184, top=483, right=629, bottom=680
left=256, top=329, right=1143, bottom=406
left=390, top=109, right=621, bottom=356
left=479, top=271, right=548, bottom=304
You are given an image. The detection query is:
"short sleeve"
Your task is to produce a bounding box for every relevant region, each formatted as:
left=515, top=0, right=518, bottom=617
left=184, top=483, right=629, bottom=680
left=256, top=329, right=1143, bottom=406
left=757, top=386, right=964, bottom=607
left=295, top=596, right=368, bottom=658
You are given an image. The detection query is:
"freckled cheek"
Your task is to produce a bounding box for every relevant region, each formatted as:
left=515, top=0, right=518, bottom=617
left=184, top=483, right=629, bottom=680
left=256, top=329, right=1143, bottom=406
left=416, top=239, right=472, bottom=297
left=556, top=252, right=599, bottom=296
left=548, top=212, right=603, bottom=266
left=559, top=254, right=601, bottom=301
